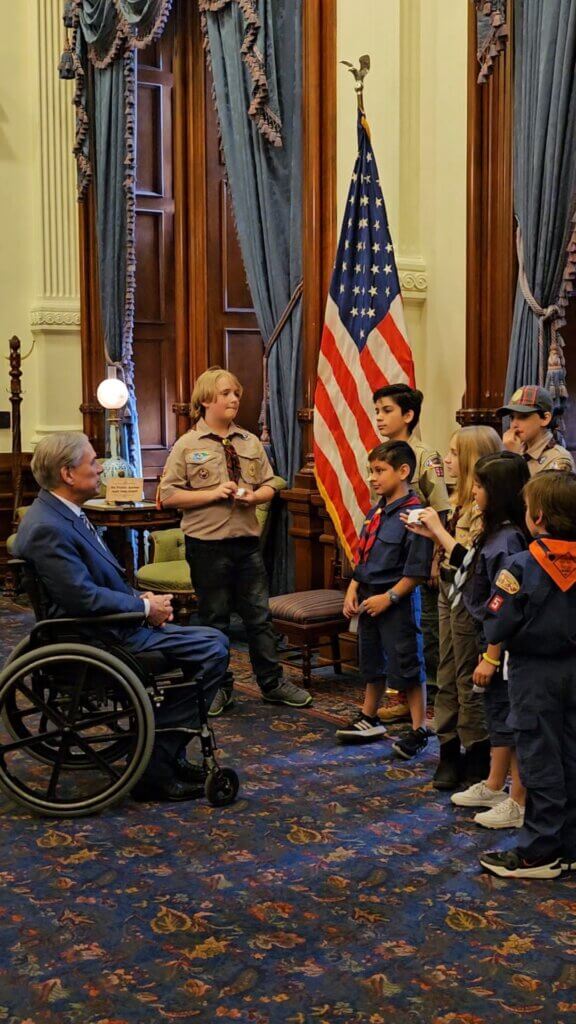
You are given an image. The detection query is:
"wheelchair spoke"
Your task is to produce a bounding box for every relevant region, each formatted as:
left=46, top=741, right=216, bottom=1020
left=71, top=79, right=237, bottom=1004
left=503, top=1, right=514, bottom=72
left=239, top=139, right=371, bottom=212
left=12, top=681, right=69, bottom=732
left=45, top=735, right=71, bottom=801
left=71, top=706, right=136, bottom=732
left=0, top=729, right=64, bottom=754
left=64, top=731, right=124, bottom=780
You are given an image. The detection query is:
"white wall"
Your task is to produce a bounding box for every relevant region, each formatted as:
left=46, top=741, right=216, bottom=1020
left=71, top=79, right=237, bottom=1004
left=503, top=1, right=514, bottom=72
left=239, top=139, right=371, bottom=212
left=337, top=0, right=468, bottom=456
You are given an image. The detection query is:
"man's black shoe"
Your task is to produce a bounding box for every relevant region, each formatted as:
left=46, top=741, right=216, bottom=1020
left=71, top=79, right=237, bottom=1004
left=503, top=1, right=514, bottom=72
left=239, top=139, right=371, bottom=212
left=131, top=776, right=205, bottom=802
left=175, top=757, right=206, bottom=785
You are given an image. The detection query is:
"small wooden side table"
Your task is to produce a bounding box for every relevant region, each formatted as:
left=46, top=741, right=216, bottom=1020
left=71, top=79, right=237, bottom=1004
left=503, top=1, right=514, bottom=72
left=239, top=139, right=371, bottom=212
left=83, top=499, right=181, bottom=585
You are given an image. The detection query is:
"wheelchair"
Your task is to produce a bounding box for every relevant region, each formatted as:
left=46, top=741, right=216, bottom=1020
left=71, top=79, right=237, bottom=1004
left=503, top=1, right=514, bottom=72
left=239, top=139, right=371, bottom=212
left=0, top=561, right=239, bottom=818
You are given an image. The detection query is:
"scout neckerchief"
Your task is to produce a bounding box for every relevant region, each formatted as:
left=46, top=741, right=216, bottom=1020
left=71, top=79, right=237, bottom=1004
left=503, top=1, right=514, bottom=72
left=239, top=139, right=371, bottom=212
left=356, top=493, right=420, bottom=565
left=204, top=433, right=242, bottom=484
left=529, top=537, right=576, bottom=592
left=449, top=519, right=518, bottom=608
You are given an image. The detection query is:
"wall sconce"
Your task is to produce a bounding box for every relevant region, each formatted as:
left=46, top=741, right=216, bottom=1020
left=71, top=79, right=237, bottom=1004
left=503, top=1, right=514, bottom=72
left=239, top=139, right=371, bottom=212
left=96, top=366, right=133, bottom=484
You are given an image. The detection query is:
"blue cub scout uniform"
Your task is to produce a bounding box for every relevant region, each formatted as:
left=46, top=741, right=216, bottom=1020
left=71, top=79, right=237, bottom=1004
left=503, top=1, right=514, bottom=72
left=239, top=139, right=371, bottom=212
left=353, top=491, right=434, bottom=691
left=484, top=543, right=576, bottom=861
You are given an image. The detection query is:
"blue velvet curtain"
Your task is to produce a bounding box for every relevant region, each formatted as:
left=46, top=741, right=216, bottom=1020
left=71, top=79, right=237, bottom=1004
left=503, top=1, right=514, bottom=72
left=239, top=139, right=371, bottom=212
left=504, top=0, right=576, bottom=405
left=65, top=0, right=174, bottom=473
left=202, top=0, right=303, bottom=594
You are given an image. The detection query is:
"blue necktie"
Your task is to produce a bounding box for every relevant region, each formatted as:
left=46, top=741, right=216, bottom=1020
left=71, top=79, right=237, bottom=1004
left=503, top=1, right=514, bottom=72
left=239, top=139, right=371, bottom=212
left=79, top=511, right=107, bottom=551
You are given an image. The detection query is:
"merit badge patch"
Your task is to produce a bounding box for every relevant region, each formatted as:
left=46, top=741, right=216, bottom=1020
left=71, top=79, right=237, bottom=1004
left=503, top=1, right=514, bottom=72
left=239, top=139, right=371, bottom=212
left=187, top=451, right=212, bottom=464
left=495, top=569, right=520, bottom=595
left=488, top=594, right=504, bottom=613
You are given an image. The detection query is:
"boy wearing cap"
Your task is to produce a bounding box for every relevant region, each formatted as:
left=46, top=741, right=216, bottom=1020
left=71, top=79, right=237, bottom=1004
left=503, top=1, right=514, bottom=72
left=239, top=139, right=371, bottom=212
left=500, top=385, right=574, bottom=475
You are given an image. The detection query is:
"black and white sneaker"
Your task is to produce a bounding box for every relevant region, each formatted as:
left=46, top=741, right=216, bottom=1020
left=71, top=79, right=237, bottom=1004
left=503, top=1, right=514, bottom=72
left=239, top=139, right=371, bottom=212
left=392, top=727, right=428, bottom=760
left=561, top=856, right=576, bottom=872
left=480, top=849, right=562, bottom=879
left=335, top=712, right=387, bottom=743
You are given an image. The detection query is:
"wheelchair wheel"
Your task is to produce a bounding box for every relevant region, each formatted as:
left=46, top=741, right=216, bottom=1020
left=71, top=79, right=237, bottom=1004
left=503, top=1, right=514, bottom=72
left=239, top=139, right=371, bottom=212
left=205, top=768, right=239, bottom=807
left=0, top=643, right=155, bottom=817
left=2, top=638, right=139, bottom=770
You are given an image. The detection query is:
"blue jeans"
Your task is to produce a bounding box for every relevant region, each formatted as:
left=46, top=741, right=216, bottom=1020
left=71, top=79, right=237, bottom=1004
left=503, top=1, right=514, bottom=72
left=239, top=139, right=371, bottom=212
left=185, top=536, right=281, bottom=694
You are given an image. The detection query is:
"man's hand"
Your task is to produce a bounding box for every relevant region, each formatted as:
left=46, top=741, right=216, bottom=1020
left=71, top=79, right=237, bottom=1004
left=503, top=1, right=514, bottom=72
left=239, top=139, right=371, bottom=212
left=472, top=656, right=496, bottom=688
left=147, top=593, right=174, bottom=626
left=343, top=581, right=360, bottom=618
left=503, top=427, right=524, bottom=455
left=213, top=481, right=238, bottom=502
left=362, top=593, right=391, bottom=617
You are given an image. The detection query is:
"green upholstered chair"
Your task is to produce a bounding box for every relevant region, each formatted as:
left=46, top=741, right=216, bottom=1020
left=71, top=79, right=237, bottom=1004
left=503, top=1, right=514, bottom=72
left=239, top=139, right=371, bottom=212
left=135, top=475, right=287, bottom=620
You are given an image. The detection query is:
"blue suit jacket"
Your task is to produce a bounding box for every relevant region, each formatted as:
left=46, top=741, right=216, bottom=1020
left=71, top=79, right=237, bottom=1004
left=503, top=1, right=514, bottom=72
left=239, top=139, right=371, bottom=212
left=14, top=490, right=145, bottom=624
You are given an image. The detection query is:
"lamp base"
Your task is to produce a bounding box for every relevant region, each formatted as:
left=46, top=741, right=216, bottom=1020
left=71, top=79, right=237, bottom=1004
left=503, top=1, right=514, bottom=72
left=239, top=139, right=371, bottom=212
left=99, top=456, right=134, bottom=487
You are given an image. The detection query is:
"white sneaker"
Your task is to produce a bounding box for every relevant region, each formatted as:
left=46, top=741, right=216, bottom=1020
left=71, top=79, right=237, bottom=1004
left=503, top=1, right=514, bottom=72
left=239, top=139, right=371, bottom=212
left=451, top=781, right=508, bottom=808
left=474, top=797, right=525, bottom=829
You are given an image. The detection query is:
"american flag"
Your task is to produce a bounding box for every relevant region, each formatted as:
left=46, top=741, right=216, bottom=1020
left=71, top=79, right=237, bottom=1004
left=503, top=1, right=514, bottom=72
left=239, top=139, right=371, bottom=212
left=313, top=109, right=415, bottom=564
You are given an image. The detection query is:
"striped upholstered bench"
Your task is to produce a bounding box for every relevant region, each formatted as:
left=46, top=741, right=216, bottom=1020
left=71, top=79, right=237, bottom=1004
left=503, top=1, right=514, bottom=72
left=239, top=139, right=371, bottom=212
left=268, top=589, right=347, bottom=687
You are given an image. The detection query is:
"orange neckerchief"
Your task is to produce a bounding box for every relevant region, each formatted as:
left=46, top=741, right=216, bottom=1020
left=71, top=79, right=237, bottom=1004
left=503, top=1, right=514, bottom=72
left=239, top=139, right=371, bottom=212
left=530, top=538, right=576, bottom=592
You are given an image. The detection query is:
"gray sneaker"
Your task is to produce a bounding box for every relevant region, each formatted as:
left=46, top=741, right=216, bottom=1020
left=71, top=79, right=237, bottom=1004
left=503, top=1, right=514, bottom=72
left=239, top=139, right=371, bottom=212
left=261, top=679, right=313, bottom=707
left=208, top=688, right=235, bottom=717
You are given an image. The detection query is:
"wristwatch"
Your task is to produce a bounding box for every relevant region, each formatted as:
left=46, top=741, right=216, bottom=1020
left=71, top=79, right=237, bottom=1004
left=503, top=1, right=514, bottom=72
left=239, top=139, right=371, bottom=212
left=385, top=590, right=400, bottom=605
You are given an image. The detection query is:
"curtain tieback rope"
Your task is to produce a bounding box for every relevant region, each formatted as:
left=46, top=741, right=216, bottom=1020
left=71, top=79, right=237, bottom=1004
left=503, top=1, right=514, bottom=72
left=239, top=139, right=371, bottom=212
left=516, top=223, right=561, bottom=387
left=259, top=280, right=303, bottom=444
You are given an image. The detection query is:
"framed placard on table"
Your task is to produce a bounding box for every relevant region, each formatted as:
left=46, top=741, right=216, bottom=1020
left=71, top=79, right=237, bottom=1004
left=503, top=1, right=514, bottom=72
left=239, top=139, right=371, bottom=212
left=83, top=499, right=181, bottom=584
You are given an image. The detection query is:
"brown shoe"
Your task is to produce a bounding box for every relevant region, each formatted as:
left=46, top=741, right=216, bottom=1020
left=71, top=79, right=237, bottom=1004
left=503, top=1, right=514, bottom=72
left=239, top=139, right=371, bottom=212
left=378, top=701, right=410, bottom=723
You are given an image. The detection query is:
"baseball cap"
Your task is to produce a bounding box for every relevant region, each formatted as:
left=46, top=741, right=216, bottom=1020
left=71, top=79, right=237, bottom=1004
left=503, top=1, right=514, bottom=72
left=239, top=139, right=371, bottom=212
left=497, top=385, right=554, bottom=417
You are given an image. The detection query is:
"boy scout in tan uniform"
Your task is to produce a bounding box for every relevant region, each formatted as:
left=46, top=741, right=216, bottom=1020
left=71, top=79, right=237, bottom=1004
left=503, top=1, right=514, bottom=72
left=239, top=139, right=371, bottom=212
left=161, top=422, right=275, bottom=541
left=160, top=367, right=312, bottom=717
left=372, top=384, right=451, bottom=722
left=500, top=385, right=575, bottom=475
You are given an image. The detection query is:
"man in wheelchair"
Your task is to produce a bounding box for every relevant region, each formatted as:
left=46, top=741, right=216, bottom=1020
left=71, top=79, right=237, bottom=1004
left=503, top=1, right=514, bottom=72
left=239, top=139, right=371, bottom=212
left=10, top=432, right=230, bottom=806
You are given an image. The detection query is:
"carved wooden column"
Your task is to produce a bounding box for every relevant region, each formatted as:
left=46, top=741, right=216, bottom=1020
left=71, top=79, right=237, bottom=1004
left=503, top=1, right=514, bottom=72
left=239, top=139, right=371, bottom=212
left=282, top=0, right=337, bottom=591
left=459, top=1, right=515, bottom=428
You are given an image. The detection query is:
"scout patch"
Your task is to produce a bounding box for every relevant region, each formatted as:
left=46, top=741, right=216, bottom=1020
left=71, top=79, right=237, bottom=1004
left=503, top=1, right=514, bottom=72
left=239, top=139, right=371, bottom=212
left=488, top=594, right=504, bottom=613
left=424, top=455, right=444, bottom=478
left=495, top=569, right=520, bottom=595
left=247, top=462, right=257, bottom=479
left=186, top=451, right=213, bottom=464
left=530, top=538, right=576, bottom=592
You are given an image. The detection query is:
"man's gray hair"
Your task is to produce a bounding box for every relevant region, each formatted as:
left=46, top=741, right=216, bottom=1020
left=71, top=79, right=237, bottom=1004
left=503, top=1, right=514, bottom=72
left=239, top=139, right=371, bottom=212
left=31, top=432, right=92, bottom=491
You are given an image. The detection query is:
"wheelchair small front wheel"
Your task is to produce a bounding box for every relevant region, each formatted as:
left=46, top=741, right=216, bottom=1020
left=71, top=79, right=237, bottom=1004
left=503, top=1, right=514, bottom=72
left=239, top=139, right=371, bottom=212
left=205, top=768, right=239, bottom=807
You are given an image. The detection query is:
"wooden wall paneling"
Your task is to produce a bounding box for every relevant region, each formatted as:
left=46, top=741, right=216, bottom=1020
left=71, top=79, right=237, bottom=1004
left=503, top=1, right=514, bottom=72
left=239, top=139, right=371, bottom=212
left=172, top=0, right=208, bottom=435
left=134, top=27, right=176, bottom=493
left=282, top=0, right=337, bottom=591
left=460, top=0, right=516, bottom=427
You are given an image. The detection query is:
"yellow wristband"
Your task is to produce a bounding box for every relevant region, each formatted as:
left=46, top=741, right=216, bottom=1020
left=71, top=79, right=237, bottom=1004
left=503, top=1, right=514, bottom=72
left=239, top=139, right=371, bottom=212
left=482, top=652, right=501, bottom=668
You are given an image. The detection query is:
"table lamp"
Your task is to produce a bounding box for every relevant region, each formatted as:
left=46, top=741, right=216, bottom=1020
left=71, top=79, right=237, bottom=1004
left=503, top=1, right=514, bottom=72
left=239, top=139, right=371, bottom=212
left=96, top=367, right=134, bottom=485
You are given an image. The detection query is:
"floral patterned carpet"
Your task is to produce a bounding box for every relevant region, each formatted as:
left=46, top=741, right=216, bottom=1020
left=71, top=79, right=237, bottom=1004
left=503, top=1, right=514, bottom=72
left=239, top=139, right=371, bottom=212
left=0, top=599, right=575, bottom=1024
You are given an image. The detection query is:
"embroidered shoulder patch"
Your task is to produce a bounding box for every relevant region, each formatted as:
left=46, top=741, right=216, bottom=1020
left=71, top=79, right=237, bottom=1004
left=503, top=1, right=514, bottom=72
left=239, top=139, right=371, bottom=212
left=495, top=569, right=520, bottom=595
left=488, top=594, right=504, bottom=613
left=424, top=456, right=444, bottom=478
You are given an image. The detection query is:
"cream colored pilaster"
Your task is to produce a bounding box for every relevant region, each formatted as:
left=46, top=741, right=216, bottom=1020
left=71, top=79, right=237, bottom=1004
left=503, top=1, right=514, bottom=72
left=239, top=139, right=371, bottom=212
left=30, top=0, right=82, bottom=444
left=397, top=0, right=427, bottom=307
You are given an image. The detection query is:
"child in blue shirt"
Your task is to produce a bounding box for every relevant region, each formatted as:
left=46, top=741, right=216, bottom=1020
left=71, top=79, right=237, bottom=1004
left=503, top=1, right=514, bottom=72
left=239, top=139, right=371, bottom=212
left=336, top=441, right=434, bottom=759
left=480, top=470, right=576, bottom=879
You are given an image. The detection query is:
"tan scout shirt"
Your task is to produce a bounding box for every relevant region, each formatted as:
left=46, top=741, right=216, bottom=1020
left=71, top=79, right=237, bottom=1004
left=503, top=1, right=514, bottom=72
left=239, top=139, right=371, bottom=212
left=524, top=430, right=575, bottom=476
left=441, top=500, right=483, bottom=569
left=159, top=420, right=276, bottom=540
left=408, top=436, right=451, bottom=514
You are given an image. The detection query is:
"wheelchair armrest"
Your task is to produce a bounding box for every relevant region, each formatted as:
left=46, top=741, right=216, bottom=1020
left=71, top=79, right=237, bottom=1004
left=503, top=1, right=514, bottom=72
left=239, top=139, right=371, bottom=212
left=30, top=612, right=146, bottom=643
